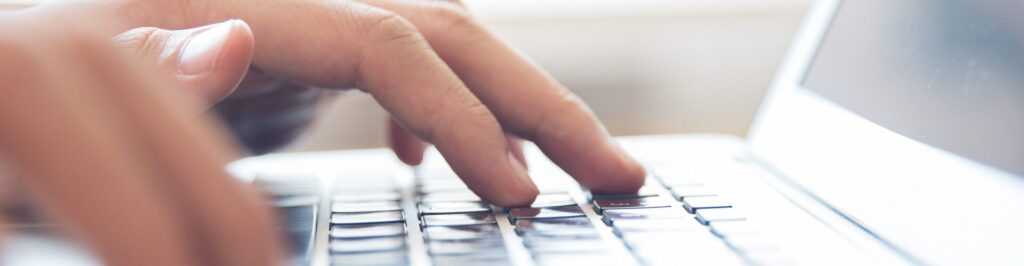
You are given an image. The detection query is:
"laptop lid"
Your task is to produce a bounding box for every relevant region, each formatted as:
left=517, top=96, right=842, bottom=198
left=747, top=0, right=1024, bottom=264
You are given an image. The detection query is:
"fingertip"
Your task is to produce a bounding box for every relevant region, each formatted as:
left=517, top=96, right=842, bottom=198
left=208, top=19, right=254, bottom=101
left=387, top=119, right=426, bottom=165
left=563, top=138, right=647, bottom=194
left=481, top=152, right=539, bottom=207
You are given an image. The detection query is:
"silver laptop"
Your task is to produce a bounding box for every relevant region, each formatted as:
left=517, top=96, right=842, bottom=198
left=234, top=0, right=1024, bottom=265
left=8, top=0, right=1022, bottom=265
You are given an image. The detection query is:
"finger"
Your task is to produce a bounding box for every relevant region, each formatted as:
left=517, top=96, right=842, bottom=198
left=507, top=135, right=527, bottom=169
left=210, top=2, right=538, bottom=206
left=112, top=20, right=255, bottom=105
left=388, top=117, right=427, bottom=165
left=357, top=0, right=647, bottom=192
left=78, top=35, right=285, bottom=265
left=0, top=34, right=199, bottom=266
left=80, top=0, right=540, bottom=206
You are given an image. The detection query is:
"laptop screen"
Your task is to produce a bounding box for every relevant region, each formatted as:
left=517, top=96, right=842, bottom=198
left=801, top=0, right=1024, bottom=176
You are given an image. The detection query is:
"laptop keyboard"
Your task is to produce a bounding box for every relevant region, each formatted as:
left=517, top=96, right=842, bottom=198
left=266, top=160, right=792, bottom=266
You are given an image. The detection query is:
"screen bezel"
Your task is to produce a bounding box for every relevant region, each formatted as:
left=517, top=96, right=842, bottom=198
left=746, top=0, right=1024, bottom=264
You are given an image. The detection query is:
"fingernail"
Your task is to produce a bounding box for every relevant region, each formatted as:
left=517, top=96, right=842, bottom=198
left=178, top=20, right=237, bottom=75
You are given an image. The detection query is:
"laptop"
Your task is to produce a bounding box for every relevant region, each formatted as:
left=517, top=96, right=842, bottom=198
left=6, top=0, right=1023, bottom=265
left=235, top=0, right=1024, bottom=265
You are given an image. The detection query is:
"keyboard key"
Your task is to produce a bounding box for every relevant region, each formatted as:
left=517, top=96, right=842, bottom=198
left=508, top=205, right=585, bottom=223
left=329, top=236, right=406, bottom=253
left=514, top=217, right=592, bottom=232
left=682, top=196, right=732, bottom=213
left=709, top=221, right=759, bottom=238
left=278, top=202, right=316, bottom=259
left=635, top=246, right=743, bottom=266
left=533, top=253, right=621, bottom=266
left=695, top=208, right=746, bottom=225
left=426, top=238, right=506, bottom=256
left=742, top=250, right=794, bottom=266
left=529, top=193, right=576, bottom=208
left=724, top=235, right=778, bottom=253
left=601, top=208, right=689, bottom=225
left=659, top=179, right=705, bottom=189
left=331, top=211, right=405, bottom=225
left=669, top=185, right=717, bottom=200
left=622, top=231, right=723, bottom=251
left=332, top=191, right=402, bottom=202
left=332, top=201, right=402, bottom=213
left=421, top=213, right=496, bottom=227
left=331, top=249, right=408, bottom=266
left=335, top=179, right=399, bottom=192
left=418, top=201, right=490, bottom=215
left=612, top=218, right=703, bottom=234
left=330, top=223, right=407, bottom=239
left=520, top=228, right=600, bottom=241
left=418, top=179, right=469, bottom=194
left=589, top=185, right=661, bottom=200
left=423, top=224, right=501, bottom=241
left=431, top=251, right=511, bottom=266
left=419, top=191, right=482, bottom=203
left=524, top=238, right=607, bottom=254
left=593, top=197, right=672, bottom=213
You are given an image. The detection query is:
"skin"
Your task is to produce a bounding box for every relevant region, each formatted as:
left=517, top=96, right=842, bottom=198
left=0, top=0, right=647, bottom=265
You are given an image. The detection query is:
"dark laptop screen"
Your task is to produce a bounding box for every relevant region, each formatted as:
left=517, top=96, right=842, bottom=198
left=802, top=0, right=1024, bottom=176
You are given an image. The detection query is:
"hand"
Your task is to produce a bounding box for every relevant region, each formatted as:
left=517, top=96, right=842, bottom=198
left=0, top=22, right=283, bottom=266
left=26, top=0, right=648, bottom=206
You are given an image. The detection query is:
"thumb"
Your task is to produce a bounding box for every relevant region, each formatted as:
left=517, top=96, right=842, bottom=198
left=112, top=20, right=255, bottom=106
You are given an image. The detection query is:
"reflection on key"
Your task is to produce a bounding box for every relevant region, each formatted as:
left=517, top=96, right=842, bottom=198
left=508, top=205, right=586, bottom=223
left=709, top=221, right=759, bottom=238
left=330, top=223, right=407, bottom=239
left=683, top=196, right=732, bottom=213
left=418, top=201, right=490, bottom=215
left=520, top=228, right=600, bottom=241
left=612, top=218, right=702, bottom=234
left=525, top=238, right=607, bottom=254
left=724, top=235, right=778, bottom=253
left=593, top=197, right=672, bottom=213
left=695, top=208, right=745, bottom=225
left=423, top=224, right=501, bottom=241
left=669, top=185, right=717, bottom=200
left=529, top=193, right=576, bottom=208
left=621, top=230, right=719, bottom=247
left=426, top=238, right=506, bottom=256
left=331, top=211, right=405, bottom=225
left=332, top=191, right=402, bottom=202
left=420, top=213, right=496, bottom=227
left=533, top=253, right=620, bottom=266
left=431, top=251, right=511, bottom=266
left=332, top=201, right=401, bottom=213
left=602, top=208, right=689, bottom=225
left=589, top=185, right=661, bottom=200
left=329, top=236, right=406, bottom=253
left=514, top=217, right=592, bottom=232
left=419, top=191, right=482, bottom=203
left=331, top=249, right=408, bottom=266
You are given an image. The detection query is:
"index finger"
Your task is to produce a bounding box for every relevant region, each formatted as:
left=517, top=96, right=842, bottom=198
left=214, top=2, right=539, bottom=206
left=358, top=0, right=647, bottom=193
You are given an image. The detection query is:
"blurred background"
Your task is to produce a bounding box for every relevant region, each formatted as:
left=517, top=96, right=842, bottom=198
left=0, top=0, right=811, bottom=151
left=294, top=0, right=810, bottom=151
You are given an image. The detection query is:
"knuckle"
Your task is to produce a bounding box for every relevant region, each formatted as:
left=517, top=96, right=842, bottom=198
left=535, top=90, right=591, bottom=138
left=360, top=10, right=421, bottom=45
left=111, top=27, right=165, bottom=58
left=427, top=3, right=477, bottom=33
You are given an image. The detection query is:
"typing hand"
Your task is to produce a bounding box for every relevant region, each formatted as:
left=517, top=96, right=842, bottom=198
left=30, top=0, right=648, bottom=206
left=0, top=23, right=284, bottom=266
